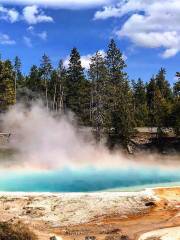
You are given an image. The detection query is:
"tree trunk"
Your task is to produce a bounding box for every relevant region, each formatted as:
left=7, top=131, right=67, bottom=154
left=45, top=79, right=48, bottom=110
left=53, top=84, right=57, bottom=111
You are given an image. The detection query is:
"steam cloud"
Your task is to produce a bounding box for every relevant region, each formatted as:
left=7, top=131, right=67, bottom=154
left=0, top=103, right=179, bottom=171
left=1, top=103, right=130, bottom=170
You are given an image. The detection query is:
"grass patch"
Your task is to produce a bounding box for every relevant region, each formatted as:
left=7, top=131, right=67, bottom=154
left=0, top=222, right=37, bottom=240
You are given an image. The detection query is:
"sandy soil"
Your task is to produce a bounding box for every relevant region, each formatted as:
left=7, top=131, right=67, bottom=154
left=0, top=187, right=180, bottom=240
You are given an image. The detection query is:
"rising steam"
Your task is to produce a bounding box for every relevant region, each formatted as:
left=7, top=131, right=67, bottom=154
left=0, top=103, right=129, bottom=170
left=0, top=103, right=179, bottom=171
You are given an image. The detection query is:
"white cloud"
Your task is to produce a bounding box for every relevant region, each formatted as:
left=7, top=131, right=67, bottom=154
left=27, top=26, right=48, bottom=40
left=27, top=25, right=34, bottom=31
left=0, top=0, right=112, bottom=9
left=161, top=48, right=179, bottom=59
left=64, top=50, right=106, bottom=69
left=0, top=5, right=53, bottom=25
left=95, top=0, right=180, bottom=58
left=0, top=33, right=16, bottom=45
left=37, top=31, right=47, bottom=40
left=81, top=53, right=98, bottom=69
left=8, top=9, right=19, bottom=22
left=94, top=5, right=122, bottom=20
left=0, top=5, right=19, bottom=22
left=23, top=36, right=32, bottom=47
left=23, top=5, right=53, bottom=24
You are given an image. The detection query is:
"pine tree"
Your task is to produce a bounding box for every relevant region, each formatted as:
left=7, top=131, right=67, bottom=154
left=156, top=68, right=172, bottom=100
left=132, top=78, right=148, bottom=126
left=49, top=62, right=67, bottom=113
left=0, top=60, right=6, bottom=110
left=67, top=48, right=90, bottom=124
left=49, top=70, right=58, bottom=110
left=147, top=76, right=159, bottom=127
left=14, top=56, right=24, bottom=103
left=147, top=71, right=172, bottom=131
left=171, top=99, right=180, bottom=136
left=40, top=54, right=52, bottom=109
left=26, top=65, right=43, bottom=97
left=56, top=60, right=67, bottom=113
left=14, top=56, right=23, bottom=82
left=89, top=51, right=109, bottom=141
left=171, top=73, right=180, bottom=135
left=106, top=39, right=135, bottom=147
left=106, top=39, right=127, bottom=85
left=174, top=72, right=180, bottom=97
left=156, top=69, right=173, bottom=128
left=0, top=60, right=15, bottom=111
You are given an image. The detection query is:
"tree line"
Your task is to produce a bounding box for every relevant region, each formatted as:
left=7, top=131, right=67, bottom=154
left=0, top=39, right=179, bottom=147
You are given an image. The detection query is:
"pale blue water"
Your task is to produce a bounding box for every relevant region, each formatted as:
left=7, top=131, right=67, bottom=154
left=0, top=167, right=180, bottom=192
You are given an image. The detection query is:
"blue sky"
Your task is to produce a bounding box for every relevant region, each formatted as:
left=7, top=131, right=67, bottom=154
left=0, top=0, right=180, bottom=84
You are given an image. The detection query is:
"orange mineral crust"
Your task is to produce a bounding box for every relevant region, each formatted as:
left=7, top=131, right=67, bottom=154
left=0, top=188, right=180, bottom=239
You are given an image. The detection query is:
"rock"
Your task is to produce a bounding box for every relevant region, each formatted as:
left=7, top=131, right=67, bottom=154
left=145, top=201, right=156, bottom=207
left=85, top=236, right=96, bottom=240
left=50, top=236, right=57, bottom=240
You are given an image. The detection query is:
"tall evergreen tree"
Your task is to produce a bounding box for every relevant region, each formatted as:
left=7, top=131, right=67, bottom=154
left=67, top=48, right=90, bottom=124
left=171, top=99, right=180, bottom=135
left=106, top=39, right=127, bottom=84
left=171, top=73, right=180, bottom=135
left=0, top=60, right=15, bottom=111
left=89, top=51, right=109, bottom=141
left=14, top=56, right=24, bottom=102
left=49, top=61, right=67, bottom=113
left=56, top=60, right=67, bottom=113
left=40, top=54, right=52, bottom=109
left=174, top=72, right=180, bottom=97
left=155, top=69, right=173, bottom=128
left=156, top=68, right=172, bottom=100
left=147, top=76, right=159, bottom=127
left=106, top=39, right=135, bottom=147
left=147, top=71, right=172, bottom=130
left=26, top=65, right=42, bottom=96
left=132, top=78, right=148, bottom=126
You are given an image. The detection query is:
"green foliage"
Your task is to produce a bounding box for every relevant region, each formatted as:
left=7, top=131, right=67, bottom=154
left=146, top=70, right=173, bottom=130
left=66, top=48, right=91, bottom=124
left=156, top=68, right=172, bottom=100
left=49, top=60, right=67, bottom=113
left=40, top=54, right=53, bottom=109
left=174, top=72, right=180, bottom=97
left=106, top=39, right=127, bottom=84
left=89, top=51, right=109, bottom=141
left=106, top=39, right=135, bottom=146
left=54, top=60, right=68, bottom=113
left=26, top=65, right=43, bottom=97
left=132, top=78, right=148, bottom=126
left=0, top=60, right=15, bottom=111
left=171, top=74, right=180, bottom=135
left=0, top=41, right=179, bottom=149
left=14, top=56, right=24, bottom=86
left=171, top=99, right=180, bottom=135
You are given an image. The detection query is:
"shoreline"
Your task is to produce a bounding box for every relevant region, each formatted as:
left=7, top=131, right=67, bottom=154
left=0, top=190, right=152, bottom=195
left=0, top=181, right=180, bottom=195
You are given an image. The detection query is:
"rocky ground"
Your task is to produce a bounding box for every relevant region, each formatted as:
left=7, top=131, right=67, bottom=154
left=0, top=187, right=180, bottom=240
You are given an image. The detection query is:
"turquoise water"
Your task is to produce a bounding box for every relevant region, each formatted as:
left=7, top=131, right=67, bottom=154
left=0, top=167, right=180, bottom=192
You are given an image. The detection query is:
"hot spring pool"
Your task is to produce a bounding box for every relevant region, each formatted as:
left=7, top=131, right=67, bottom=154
left=0, top=167, right=180, bottom=192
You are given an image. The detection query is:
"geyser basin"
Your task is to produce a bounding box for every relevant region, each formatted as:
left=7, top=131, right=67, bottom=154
left=0, top=167, right=180, bottom=192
